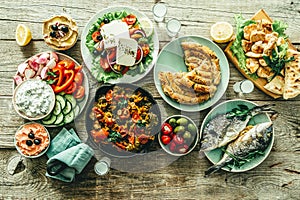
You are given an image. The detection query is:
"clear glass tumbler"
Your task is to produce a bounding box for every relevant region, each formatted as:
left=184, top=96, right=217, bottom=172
left=166, top=18, right=181, bottom=37
left=94, top=157, right=111, bottom=176
left=152, top=3, right=167, bottom=22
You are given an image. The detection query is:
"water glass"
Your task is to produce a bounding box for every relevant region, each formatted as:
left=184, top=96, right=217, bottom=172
left=166, top=18, right=181, bottom=37
left=152, top=3, right=167, bottom=22
left=233, top=80, right=254, bottom=97
left=94, top=157, right=111, bottom=176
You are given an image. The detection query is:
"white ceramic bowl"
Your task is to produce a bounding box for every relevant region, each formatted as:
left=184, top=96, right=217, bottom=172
left=14, top=122, right=51, bottom=158
left=158, top=115, right=199, bottom=156
left=12, top=79, right=55, bottom=121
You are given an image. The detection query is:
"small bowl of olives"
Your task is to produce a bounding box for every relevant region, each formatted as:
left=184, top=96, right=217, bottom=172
left=14, top=122, right=50, bottom=158
left=158, top=115, right=199, bottom=156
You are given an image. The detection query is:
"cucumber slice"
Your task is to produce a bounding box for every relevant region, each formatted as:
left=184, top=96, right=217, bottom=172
left=54, top=113, right=64, bottom=125
left=53, top=101, right=61, bottom=116
left=55, top=122, right=65, bottom=127
left=65, top=94, right=77, bottom=108
left=56, top=95, right=66, bottom=110
left=42, top=114, right=57, bottom=125
left=43, top=113, right=52, bottom=121
left=62, top=101, right=72, bottom=115
left=73, top=105, right=80, bottom=118
left=64, top=110, right=75, bottom=124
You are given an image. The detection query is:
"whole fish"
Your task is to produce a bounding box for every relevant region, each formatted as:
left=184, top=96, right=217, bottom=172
left=200, top=104, right=275, bottom=152
left=204, top=121, right=273, bottom=176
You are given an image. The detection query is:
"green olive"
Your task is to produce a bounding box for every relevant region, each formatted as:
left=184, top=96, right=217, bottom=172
left=168, top=118, right=177, bottom=127
left=183, top=131, right=192, bottom=140
left=174, top=125, right=185, bottom=134
left=187, top=123, right=197, bottom=133
left=176, top=117, right=188, bottom=126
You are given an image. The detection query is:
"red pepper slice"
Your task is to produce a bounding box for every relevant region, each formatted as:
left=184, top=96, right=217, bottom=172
left=53, top=69, right=75, bottom=93
left=57, top=60, right=75, bottom=70
left=52, top=66, right=64, bottom=86
left=64, top=82, right=77, bottom=94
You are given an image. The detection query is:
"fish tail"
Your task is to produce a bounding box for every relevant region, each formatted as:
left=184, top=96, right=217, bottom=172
left=250, top=104, right=277, bottom=116
left=204, top=163, right=226, bottom=177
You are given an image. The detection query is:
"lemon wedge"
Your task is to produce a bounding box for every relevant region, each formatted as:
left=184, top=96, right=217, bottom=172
left=139, top=18, right=154, bottom=37
left=16, top=24, right=32, bottom=46
left=210, top=22, right=233, bottom=43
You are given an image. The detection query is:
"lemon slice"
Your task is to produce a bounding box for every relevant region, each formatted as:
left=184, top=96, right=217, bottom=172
left=16, top=24, right=32, bottom=46
left=139, top=18, right=154, bottom=37
left=210, top=22, right=233, bottom=43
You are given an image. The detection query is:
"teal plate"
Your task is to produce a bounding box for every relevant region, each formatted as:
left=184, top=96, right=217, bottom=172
left=153, top=35, right=230, bottom=112
left=200, top=99, right=274, bottom=172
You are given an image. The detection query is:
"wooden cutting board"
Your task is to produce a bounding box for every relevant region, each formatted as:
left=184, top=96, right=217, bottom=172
left=224, top=9, right=297, bottom=99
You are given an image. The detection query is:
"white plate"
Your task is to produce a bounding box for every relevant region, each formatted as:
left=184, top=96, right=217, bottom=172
left=81, top=6, right=159, bottom=83
left=153, top=35, right=230, bottom=112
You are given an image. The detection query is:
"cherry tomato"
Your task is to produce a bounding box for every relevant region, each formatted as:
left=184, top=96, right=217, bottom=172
left=92, top=31, right=101, bottom=42
left=173, top=135, right=184, bottom=145
left=74, top=85, right=85, bottom=99
left=122, top=14, right=137, bottom=25
left=141, top=44, right=150, bottom=57
left=74, top=71, right=83, bottom=85
left=161, top=123, right=173, bottom=135
left=161, top=135, right=171, bottom=145
left=176, top=144, right=189, bottom=154
left=169, top=141, right=176, bottom=152
left=64, top=82, right=77, bottom=94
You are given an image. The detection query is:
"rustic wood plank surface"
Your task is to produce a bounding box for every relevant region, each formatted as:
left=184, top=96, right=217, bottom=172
left=0, top=0, right=299, bottom=199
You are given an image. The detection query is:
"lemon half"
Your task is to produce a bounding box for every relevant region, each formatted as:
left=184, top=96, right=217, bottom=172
left=16, top=24, right=32, bottom=46
left=210, top=22, right=233, bottom=43
left=139, top=18, right=154, bottom=37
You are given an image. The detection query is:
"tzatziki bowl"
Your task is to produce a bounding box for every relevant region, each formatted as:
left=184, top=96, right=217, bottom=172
left=12, top=79, right=56, bottom=121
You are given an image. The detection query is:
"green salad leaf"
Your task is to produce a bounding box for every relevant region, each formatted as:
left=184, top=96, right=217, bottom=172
left=272, top=20, right=289, bottom=38
left=230, top=14, right=256, bottom=76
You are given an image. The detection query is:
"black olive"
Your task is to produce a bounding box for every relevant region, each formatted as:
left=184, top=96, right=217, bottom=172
left=26, top=140, right=33, bottom=146
left=28, top=132, right=35, bottom=139
left=93, top=49, right=100, bottom=55
left=50, top=31, right=56, bottom=38
left=34, top=139, right=41, bottom=145
left=103, top=18, right=110, bottom=24
left=96, top=35, right=103, bottom=41
left=61, top=25, right=69, bottom=33
left=51, top=24, right=58, bottom=31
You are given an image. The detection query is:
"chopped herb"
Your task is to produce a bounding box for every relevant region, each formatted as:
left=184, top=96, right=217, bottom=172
left=46, top=79, right=56, bottom=84
left=47, top=71, right=57, bottom=77
left=108, top=131, right=122, bottom=143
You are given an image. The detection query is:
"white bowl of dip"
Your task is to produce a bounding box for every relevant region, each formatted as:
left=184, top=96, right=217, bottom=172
left=14, top=122, right=50, bottom=158
left=12, top=79, right=55, bottom=121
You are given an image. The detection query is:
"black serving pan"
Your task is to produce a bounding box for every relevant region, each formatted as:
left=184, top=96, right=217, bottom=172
left=85, top=83, right=161, bottom=158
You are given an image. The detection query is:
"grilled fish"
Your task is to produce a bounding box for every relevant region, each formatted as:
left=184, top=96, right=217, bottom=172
left=205, top=122, right=273, bottom=176
left=200, top=104, right=275, bottom=152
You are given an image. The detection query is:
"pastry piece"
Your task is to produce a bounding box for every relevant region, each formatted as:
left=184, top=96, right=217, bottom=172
left=264, top=75, right=284, bottom=95
left=283, top=49, right=300, bottom=99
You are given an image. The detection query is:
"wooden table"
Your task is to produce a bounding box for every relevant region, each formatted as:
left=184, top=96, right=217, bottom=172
left=1, top=0, right=299, bottom=199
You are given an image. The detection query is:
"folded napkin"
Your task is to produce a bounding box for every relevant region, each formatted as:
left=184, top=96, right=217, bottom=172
left=46, top=128, right=94, bottom=182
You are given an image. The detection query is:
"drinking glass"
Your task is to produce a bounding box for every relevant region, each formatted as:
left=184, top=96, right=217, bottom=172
left=152, top=3, right=167, bottom=22
left=166, top=18, right=181, bottom=37
left=233, top=80, right=254, bottom=98
left=94, top=157, right=111, bottom=176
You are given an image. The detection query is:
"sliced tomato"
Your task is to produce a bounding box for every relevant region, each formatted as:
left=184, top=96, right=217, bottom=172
left=123, top=14, right=137, bottom=25
left=57, top=60, right=75, bottom=70
left=74, top=71, right=83, bottom=86
left=74, top=85, right=85, bottom=99
left=136, top=47, right=142, bottom=61
left=92, top=31, right=101, bottom=42
left=64, top=82, right=77, bottom=94
left=74, top=65, right=83, bottom=73
left=100, top=57, right=111, bottom=72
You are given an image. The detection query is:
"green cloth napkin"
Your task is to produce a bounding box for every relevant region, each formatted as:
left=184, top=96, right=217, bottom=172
left=46, top=128, right=94, bottom=182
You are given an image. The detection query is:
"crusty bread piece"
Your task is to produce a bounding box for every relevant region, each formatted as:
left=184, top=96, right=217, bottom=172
left=264, top=75, right=284, bottom=95
left=283, top=49, right=300, bottom=99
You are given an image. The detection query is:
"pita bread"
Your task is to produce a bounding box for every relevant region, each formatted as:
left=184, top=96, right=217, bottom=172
left=264, top=75, right=284, bottom=95
left=283, top=49, right=300, bottom=99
